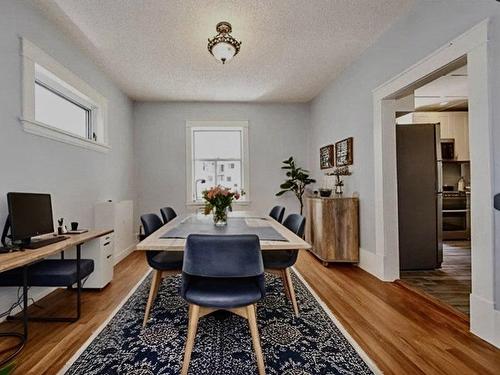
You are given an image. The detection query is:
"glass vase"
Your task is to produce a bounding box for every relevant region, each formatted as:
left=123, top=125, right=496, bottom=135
left=213, top=207, right=228, bottom=226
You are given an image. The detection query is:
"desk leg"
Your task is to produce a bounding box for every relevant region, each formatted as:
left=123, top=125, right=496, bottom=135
left=76, top=244, right=81, bottom=320
left=22, top=265, right=28, bottom=338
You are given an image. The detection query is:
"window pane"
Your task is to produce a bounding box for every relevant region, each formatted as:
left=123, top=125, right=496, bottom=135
left=217, top=160, right=241, bottom=191
left=193, top=130, right=241, bottom=159
left=35, top=82, right=88, bottom=138
left=194, top=161, right=216, bottom=200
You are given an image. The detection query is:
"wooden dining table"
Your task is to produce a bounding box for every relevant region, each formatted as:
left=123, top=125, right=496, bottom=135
left=136, top=211, right=311, bottom=252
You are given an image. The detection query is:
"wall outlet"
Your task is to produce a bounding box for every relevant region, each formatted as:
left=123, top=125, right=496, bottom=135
left=495, top=194, right=500, bottom=211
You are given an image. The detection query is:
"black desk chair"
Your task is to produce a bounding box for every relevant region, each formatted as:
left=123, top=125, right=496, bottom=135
left=160, top=206, right=177, bottom=224
left=180, top=234, right=266, bottom=375
left=0, top=253, right=94, bottom=323
left=262, top=213, right=305, bottom=317
left=269, top=205, right=285, bottom=223
left=140, top=213, right=183, bottom=327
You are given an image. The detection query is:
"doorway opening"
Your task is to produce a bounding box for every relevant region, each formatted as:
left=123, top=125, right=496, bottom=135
left=395, top=62, right=471, bottom=316
left=372, top=20, right=497, bottom=346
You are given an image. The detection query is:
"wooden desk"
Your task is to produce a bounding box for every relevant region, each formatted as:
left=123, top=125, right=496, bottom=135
left=0, top=229, right=112, bottom=367
left=0, top=229, right=113, bottom=273
left=136, top=212, right=311, bottom=251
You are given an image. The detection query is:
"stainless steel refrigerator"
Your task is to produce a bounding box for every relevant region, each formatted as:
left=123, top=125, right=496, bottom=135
left=396, top=123, right=443, bottom=270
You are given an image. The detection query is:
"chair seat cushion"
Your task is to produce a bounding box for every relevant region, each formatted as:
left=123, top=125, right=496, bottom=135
left=183, top=276, right=264, bottom=308
left=148, top=251, right=184, bottom=270
left=0, top=259, right=94, bottom=287
left=262, top=250, right=296, bottom=269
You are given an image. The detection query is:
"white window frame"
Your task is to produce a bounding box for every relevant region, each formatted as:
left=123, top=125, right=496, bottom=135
left=186, top=121, right=250, bottom=206
left=20, top=38, right=110, bottom=152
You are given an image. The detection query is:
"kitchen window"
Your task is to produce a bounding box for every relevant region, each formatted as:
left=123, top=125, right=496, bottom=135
left=186, top=121, right=249, bottom=203
left=21, top=38, right=109, bottom=152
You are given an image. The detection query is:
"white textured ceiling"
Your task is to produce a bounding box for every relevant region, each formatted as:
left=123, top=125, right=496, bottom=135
left=32, top=0, right=414, bottom=102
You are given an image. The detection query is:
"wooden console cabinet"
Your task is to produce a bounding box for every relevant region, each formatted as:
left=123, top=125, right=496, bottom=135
left=305, top=196, right=359, bottom=265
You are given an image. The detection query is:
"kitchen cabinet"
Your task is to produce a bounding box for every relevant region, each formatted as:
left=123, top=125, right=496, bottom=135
left=412, top=112, right=469, bottom=160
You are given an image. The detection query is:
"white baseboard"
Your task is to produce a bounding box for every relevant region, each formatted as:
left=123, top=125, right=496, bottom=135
left=357, top=248, right=385, bottom=280
left=113, top=241, right=138, bottom=265
left=470, top=293, right=500, bottom=348
left=0, top=286, right=56, bottom=323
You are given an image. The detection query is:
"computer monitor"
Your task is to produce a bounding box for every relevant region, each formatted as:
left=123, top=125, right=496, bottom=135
left=7, top=192, right=54, bottom=244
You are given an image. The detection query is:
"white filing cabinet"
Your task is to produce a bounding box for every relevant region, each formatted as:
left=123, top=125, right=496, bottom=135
left=94, top=200, right=135, bottom=263
left=80, top=232, right=114, bottom=289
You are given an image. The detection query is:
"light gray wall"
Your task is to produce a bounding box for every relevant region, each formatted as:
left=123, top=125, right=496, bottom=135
left=134, top=102, right=310, bottom=218
left=0, top=1, right=136, bottom=312
left=308, top=0, right=500, bottom=302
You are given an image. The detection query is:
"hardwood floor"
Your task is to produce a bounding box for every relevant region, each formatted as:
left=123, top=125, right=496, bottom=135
left=1, top=249, right=499, bottom=374
left=399, top=241, right=471, bottom=315
left=295, top=250, right=499, bottom=375
left=0, top=251, right=149, bottom=375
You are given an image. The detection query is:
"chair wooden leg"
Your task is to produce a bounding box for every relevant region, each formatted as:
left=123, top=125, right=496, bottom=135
left=182, top=304, right=200, bottom=375
left=284, top=268, right=299, bottom=317
left=143, top=270, right=163, bottom=327
left=280, top=270, right=291, bottom=300
left=247, top=304, right=266, bottom=375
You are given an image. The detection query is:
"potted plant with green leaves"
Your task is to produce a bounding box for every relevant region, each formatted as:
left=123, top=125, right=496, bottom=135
left=276, top=157, right=316, bottom=215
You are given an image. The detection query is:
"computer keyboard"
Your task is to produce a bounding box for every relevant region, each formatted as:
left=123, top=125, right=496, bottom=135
left=24, top=236, right=69, bottom=249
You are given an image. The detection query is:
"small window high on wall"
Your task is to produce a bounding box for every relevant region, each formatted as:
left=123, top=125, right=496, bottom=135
left=21, top=38, right=109, bottom=152
left=186, top=121, right=249, bottom=203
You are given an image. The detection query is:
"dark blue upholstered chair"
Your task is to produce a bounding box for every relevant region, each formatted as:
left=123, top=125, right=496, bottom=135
left=160, top=206, right=177, bottom=224
left=180, top=234, right=266, bottom=375
left=262, top=213, right=305, bottom=317
left=269, top=205, right=285, bottom=223
left=0, top=258, right=94, bottom=322
left=140, top=213, right=183, bottom=327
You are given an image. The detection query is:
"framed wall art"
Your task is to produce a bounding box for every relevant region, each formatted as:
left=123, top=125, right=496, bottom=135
left=335, top=137, right=353, bottom=166
left=319, top=144, right=334, bottom=169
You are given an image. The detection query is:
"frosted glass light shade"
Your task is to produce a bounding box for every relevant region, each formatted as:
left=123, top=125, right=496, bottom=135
left=211, top=42, right=236, bottom=64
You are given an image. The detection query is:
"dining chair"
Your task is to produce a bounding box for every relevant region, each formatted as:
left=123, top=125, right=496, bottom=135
left=160, top=206, right=177, bottom=224
left=269, top=205, right=285, bottom=223
left=140, top=213, right=184, bottom=327
left=180, top=234, right=266, bottom=375
left=262, top=213, right=305, bottom=317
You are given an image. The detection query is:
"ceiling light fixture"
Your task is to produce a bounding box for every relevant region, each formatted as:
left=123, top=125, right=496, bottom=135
left=207, top=21, right=242, bottom=64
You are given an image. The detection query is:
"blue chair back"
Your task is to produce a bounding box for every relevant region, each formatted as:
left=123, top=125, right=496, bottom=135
left=283, top=213, right=306, bottom=238
left=160, top=207, right=177, bottom=224
left=140, top=213, right=164, bottom=266
left=183, top=234, right=263, bottom=278
left=269, top=206, right=285, bottom=223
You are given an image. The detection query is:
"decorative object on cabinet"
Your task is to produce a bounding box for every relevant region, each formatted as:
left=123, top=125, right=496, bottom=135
left=326, top=166, right=352, bottom=196
left=276, top=157, right=316, bottom=215
left=335, top=137, right=353, bottom=166
left=318, top=188, right=332, bottom=198
left=319, top=144, right=334, bottom=169
left=305, top=196, right=359, bottom=266
left=94, top=200, right=135, bottom=264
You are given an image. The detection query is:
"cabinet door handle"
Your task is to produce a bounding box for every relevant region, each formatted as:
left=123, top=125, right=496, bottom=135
left=103, top=241, right=111, bottom=246
left=106, top=254, right=112, bottom=259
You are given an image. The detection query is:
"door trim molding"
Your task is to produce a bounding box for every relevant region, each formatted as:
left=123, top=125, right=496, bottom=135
left=372, top=19, right=498, bottom=347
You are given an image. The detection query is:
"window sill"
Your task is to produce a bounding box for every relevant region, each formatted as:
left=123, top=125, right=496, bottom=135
left=20, top=118, right=110, bottom=153
left=186, top=200, right=251, bottom=207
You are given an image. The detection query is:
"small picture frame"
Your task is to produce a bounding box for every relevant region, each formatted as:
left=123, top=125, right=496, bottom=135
left=320, top=144, right=335, bottom=169
left=335, top=137, right=353, bottom=166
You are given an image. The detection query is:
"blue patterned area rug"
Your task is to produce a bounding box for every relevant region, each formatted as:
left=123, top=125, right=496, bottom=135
left=62, top=270, right=378, bottom=375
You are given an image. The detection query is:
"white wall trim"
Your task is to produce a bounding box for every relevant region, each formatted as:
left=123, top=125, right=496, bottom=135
left=20, top=118, right=111, bottom=153
left=372, top=19, right=498, bottom=347
left=357, top=248, right=384, bottom=279
left=20, top=37, right=110, bottom=151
